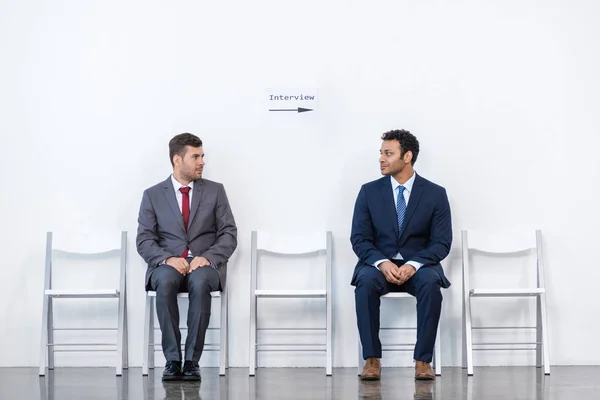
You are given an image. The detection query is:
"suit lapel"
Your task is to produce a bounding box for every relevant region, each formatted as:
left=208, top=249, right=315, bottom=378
left=163, top=177, right=186, bottom=232
left=400, top=173, right=424, bottom=236
left=380, top=177, right=399, bottom=238
left=188, top=179, right=205, bottom=228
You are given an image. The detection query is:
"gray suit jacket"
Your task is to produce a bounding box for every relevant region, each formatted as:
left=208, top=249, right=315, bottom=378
left=136, top=176, right=238, bottom=291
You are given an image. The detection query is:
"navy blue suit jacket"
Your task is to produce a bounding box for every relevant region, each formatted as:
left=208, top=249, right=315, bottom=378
left=350, top=173, right=452, bottom=288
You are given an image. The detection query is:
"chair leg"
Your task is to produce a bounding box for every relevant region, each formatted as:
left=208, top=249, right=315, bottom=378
left=539, top=293, right=551, bottom=375
left=249, top=294, right=257, bottom=376
left=149, top=298, right=155, bottom=370
left=434, top=322, right=442, bottom=376
left=39, top=294, right=50, bottom=376
left=219, top=292, right=227, bottom=376
left=465, top=296, right=474, bottom=376
left=326, top=294, right=332, bottom=376
left=47, top=297, right=55, bottom=370
left=225, top=295, right=229, bottom=370
left=462, top=291, right=467, bottom=370
left=116, top=294, right=125, bottom=376
left=536, top=295, right=542, bottom=368
left=123, top=296, right=129, bottom=369
left=143, top=295, right=152, bottom=376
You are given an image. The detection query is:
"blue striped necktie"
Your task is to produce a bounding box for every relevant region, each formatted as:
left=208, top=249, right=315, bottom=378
left=397, top=185, right=406, bottom=234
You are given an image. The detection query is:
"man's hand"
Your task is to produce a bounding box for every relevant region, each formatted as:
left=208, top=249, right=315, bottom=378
left=379, top=261, right=402, bottom=285
left=397, top=264, right=416, bottom=284
left=166, top=257, right=190, bottom=275
left=190, top=256, right=211, bottom=272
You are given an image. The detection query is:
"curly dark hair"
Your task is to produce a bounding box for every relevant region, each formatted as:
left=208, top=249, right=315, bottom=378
left=169, top=133, right=203, bottom=166
left=381, top=129, right=419, bottom=165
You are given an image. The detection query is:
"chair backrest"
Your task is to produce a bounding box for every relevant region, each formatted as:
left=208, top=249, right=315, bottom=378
left=462, top=230, right=538, bottom=254
left=461, top=229, right=546, bottom=291
left=44, top=231, right=127, bottom=291
left=250, top=230, right=332, bottom=291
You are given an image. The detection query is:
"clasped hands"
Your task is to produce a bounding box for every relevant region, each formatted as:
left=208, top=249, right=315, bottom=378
left=379, top=261, right=416, bottom=285
left=165, top=256, right=211, bottom=276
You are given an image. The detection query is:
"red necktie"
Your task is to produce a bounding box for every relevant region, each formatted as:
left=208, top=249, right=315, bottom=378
left=179, top=186, right=191, bottom=258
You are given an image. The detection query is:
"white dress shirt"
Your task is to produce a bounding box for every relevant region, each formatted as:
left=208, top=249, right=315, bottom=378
left=374, top=172, right=424, bottom=271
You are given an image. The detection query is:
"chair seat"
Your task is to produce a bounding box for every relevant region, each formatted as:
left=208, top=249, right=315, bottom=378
left=146, top=291, right=221, bottom=298
left=470, top=288, right=545, bottom=297
left=45, top=289, right=120, bottom=298
left=254, top=289, right=326, bottom=298
left=256, top=344, right=327, bottom=351
left=382, top=292, right=413, bottom=299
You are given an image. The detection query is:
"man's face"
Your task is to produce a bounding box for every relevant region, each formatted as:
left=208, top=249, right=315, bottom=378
left=175, top=146, right=205, bottom=181
left=379, top=140, right=411, bottom=176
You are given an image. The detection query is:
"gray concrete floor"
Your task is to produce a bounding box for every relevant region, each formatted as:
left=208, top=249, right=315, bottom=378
left=1, top=367, right=599, bottom=400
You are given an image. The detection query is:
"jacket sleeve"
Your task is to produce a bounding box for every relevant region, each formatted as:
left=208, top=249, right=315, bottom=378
left=409, top=188, right=452, bottom=266
left=350, top=185, right=388, bottom=265
left=200, top=184, right=238, bottom=267
left=136, top=189, right=175, bottom=267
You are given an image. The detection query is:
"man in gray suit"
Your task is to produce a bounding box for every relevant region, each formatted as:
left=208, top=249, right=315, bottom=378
left=136, top=133, right=237, bottom=381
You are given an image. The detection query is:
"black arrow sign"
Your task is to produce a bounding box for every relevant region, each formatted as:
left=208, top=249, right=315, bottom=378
left=269, top=107, right=313, bottom=113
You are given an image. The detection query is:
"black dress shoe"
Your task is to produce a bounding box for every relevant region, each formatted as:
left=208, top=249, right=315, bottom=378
left=162, top=360, right=182, bottom=381
left=182, top=360, right=201, bottom=381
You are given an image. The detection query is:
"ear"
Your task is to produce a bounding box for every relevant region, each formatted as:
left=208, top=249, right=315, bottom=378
left=404, top=150, right=413, bottom=164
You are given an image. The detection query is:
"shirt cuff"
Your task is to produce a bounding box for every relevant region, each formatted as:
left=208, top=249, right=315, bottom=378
left=373, top=259, right=387, bottom=271
left=405, top=261, right=424, bottom=271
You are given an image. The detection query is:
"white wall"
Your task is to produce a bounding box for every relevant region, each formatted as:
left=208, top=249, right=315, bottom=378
left=1, top=0, right=599, bottom=368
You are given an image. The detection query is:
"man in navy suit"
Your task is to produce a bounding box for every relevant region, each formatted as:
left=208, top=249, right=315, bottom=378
left=351, top=129, right=452, bottom=381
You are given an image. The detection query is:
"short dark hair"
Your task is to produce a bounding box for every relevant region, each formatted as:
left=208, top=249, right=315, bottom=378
left=169, top=133, right=203, bottom=166
left=381, top=129, right=420, bottom=165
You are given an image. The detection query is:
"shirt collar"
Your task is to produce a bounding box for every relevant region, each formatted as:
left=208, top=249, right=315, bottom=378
left=391, top=171, right=416, bottom=193
left=171, top=174, right=194, bottom=192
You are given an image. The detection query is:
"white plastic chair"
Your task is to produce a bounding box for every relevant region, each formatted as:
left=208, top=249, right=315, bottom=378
left=462, top=229, right=550, bottom=376
left=142, top=288, right=228, bottom=376
left=357, top=293, right=442, bottom=376
left=39, top=231, right=128, bottom=376
left=249, top=231, right=333, bottom=376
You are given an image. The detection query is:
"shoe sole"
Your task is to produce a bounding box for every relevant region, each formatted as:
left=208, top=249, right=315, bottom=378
left=415, top=376, right=435, bottom=381
left=360, top=376, right=380, bottom=381
left=182, top=375, right=201, bottom=381
left=162, top=376, right=182, bottom=381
